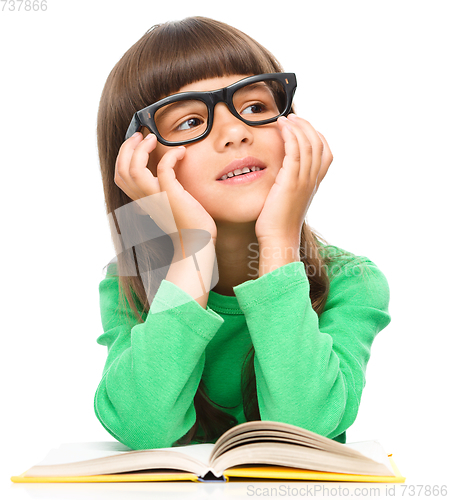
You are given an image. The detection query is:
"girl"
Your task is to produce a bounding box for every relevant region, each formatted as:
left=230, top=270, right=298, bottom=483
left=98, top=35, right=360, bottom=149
left=94, top=16, right=391, bottom=450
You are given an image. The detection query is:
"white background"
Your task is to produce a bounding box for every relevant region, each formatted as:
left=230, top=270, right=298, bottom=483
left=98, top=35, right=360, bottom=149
left=1, top=1, right=448, bottom=498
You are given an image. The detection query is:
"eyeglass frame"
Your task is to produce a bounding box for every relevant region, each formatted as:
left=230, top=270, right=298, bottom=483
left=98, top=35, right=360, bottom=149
left=124, top=72, right=297, bottom=146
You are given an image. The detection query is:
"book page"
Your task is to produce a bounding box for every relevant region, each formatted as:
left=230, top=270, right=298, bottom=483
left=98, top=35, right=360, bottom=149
left=161, top=443, right=215, bottom=465
left=213, top=420, right=360, bottom=457
left=344, top=441, right=394, bottom=474
left=35, top=442, right=133, bottom=466
left=35, top=441, right=215, bottom=468
left=211, top=442, right=394, bottom=477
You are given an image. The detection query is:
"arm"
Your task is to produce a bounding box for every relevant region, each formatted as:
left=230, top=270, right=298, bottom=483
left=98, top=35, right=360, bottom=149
left=232, top=256, right=391, bottom=441
left=94, top=264, right=224, bottom=450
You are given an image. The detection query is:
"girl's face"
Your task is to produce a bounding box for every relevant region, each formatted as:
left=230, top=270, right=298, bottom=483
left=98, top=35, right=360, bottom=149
left=144, top=74, right=286, bottom=224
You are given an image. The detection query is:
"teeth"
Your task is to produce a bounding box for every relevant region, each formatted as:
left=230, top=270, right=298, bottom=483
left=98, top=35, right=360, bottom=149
left=220, top=166, right=261, bottom=180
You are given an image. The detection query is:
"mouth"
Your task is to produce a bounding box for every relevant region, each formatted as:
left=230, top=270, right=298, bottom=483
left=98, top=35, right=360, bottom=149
left=216, top=167, right=267, bottom=185
left=216, top=156, right=267, bottom=181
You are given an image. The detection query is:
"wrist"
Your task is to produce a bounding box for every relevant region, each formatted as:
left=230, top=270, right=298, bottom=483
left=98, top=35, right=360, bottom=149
left=171, top=230, right=217, bottom=260
left=258, top=236, right=301, bottom=253
left=258, top=238, right=301, bottom=277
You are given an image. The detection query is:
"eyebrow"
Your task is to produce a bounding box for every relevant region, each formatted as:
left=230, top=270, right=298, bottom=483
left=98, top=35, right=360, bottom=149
left=239, top=82, right=269, bottom=90
left=236, top=82, right=271, bottom=94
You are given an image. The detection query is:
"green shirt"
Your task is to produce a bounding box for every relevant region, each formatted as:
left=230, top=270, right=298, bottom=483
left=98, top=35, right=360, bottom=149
left=94, top=245, right=391, bottom=450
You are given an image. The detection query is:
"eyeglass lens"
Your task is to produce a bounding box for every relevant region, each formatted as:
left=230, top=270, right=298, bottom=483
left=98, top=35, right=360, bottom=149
left=153, top=79, right=287, bottom=143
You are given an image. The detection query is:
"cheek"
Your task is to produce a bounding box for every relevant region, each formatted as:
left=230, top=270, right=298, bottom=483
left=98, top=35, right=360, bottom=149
left=172, top=143, right=208, bottom=187
left=262, top=127, right=286, bottom=165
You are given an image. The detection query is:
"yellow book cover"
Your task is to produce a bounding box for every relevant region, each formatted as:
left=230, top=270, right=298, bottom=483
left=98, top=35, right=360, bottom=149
left=10, top=421, right=406, bottom=484
left=10, top=456, right=405, bottom=484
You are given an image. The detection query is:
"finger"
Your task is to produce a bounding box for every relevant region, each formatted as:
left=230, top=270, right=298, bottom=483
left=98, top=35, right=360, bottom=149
left=279, top=116, right=313, bottom=184
left=115, top=132, right=149, bottom=198
left=156, top=146, right=187, bottom=194
left=125, top=133, right=160, bottom=198
left=316, top=131, right=333, bottom=164
left=277, top=118, right=301, bottom=181
left=315, top=131, right=334, bottom=188
left=132, top=146, right=187, bottom=220
left=117, top=131, right=144, bottom=169
left=114, top=133, right=147, bottom=201
left=287, top=115, right=324, bottom=182
left=114, top=174, right=139, bottom=203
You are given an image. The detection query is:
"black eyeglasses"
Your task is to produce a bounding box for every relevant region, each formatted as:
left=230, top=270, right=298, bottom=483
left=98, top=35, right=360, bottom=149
left=125, top=73, right=297, bottom=146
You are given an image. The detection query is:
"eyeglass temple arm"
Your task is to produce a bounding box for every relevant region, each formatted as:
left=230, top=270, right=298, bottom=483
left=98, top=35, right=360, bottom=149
left=125, top=114, right=142, bottom=141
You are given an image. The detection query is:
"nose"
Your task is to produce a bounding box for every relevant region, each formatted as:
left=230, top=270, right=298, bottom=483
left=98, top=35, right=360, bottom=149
left=210, top=102, right=254, bottom=150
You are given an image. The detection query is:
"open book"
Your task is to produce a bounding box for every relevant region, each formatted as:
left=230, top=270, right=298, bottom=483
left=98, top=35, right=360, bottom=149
left=11, top=421, right=405, bottom=483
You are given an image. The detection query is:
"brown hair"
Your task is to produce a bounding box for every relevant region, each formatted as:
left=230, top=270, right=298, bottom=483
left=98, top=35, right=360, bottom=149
left=97, top=16, right=352, bottom=446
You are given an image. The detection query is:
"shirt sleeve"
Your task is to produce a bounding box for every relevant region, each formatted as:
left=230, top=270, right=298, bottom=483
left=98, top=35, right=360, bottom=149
left=232, top=257, right=391, bottom=441
left=94, top=269, right=224, bottom=450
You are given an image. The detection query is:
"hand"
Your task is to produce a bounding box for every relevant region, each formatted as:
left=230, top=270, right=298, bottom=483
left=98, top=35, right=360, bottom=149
left=114, top=132, right=217, bottom=252
left=255, top=114, right=333, bottom=247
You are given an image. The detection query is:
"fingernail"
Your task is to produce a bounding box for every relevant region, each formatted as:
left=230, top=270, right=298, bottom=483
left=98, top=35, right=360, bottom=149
left=131, top=132, right=140, bottom=138
left=145, top=133, right=156, bottom=140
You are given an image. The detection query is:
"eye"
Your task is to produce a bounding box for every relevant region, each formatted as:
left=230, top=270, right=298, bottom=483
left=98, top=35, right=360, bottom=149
left=176, top=117, right=204, bottom=131
left=241, top=103, right=266, bottom=115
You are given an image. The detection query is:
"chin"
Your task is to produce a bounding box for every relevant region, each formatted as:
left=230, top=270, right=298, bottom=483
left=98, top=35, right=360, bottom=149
left=214, top=207, right=263, bottom=225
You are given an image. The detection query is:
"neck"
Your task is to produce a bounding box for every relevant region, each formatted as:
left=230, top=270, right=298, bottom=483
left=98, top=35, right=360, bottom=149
left=211, top=221, right=259, bottom=296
